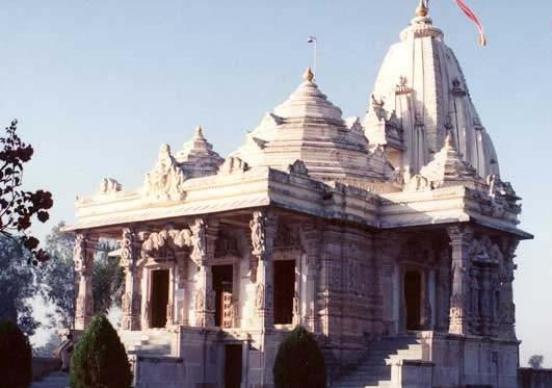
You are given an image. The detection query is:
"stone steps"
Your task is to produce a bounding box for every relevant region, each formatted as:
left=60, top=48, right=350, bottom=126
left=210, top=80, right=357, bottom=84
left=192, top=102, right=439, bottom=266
left=119, top=329, right=176, bottom=357
left=332, top=336, right=423, bottom=388
left=31, top=371, right=69, bottom=388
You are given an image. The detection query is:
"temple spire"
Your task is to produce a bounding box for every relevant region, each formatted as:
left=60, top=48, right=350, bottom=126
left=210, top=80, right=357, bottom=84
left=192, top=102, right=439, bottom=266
left=415, top=0, right=429, bottom=17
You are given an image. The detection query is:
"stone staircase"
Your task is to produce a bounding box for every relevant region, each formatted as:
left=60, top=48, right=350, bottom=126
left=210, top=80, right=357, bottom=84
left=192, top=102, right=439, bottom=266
left=31, top=371, right=69, bottom=388
left=333, top=336, right=424, bottom=388
left=119, top=329, right=178, bottom=356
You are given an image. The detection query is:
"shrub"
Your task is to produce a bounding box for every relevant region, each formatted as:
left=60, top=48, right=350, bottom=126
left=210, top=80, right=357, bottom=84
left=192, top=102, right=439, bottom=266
left=273, top=326, right=326, bottom=388
left=0, top=320, right=32, bottom=388
left=70, top=314, right=132, bottom=388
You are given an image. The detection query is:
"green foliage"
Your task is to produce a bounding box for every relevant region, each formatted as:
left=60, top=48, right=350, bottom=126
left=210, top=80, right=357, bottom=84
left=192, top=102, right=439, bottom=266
left=70, top=314, right=132, bottom=388
left=529, top=354, right=544, bottom=369
left=0, top=237, right=38, bottom=335
left=37, top=222, right=75, bottom=328
left=273, top=326, right=326, bottom=388
left=93, top=241, right=124, bottom=315
left=38, top=223, right=124, bottom=329
left=0, top=320, right=32, bottom=388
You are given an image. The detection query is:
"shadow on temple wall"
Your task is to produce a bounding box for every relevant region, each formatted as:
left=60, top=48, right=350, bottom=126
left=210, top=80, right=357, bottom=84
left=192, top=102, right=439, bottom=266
left=519, top=368, right=552, bottom=388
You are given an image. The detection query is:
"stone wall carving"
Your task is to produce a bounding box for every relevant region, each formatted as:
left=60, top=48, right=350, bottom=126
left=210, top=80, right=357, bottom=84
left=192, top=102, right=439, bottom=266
left=446, top=226, right=517, bottom=338
left=250, top=211, right=268, bottom=259
left=143, top=144, right=186, bottom=201
left=98, top=177, right=122, bottom=194
left=189, top=218, right=207, bottom=265
left=218, top=156, right=249, bottom=175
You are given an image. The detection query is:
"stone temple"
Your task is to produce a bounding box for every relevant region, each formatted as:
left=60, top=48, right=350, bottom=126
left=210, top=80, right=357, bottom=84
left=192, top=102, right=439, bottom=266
left=68, top=2, right=532, bottom=387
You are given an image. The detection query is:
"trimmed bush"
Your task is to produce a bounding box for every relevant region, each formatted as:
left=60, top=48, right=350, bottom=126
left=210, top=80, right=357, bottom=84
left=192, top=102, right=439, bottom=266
left=70, top=314, right=132, bottom=388
left=0, top=320, right=32, bottom=388
left=273, top=326, right=326, bottom=388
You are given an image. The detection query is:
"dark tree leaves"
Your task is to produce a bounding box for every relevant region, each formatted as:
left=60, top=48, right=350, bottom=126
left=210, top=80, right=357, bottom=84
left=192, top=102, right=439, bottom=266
left=0, top=120, right=53, bottom=264
left=0, top=237, right=39, bottom=336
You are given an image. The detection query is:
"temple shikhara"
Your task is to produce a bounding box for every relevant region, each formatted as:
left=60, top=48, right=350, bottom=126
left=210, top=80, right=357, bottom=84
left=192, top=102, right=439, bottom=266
left=68, top=2, right=532, bottom=387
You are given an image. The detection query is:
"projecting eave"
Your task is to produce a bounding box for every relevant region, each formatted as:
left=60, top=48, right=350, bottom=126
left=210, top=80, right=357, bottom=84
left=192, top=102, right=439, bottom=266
left=379, top=185, right=532, bottom=239
left=66, top=165, right=381, bottom=233
left=67, top=167, right=273, bottom=232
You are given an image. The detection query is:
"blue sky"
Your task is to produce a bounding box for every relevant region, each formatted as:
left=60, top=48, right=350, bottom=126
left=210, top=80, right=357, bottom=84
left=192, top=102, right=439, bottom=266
left=1, top=0, right=550, bottom=366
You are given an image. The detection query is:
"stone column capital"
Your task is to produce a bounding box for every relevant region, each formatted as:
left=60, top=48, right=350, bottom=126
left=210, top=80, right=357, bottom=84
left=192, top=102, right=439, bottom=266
left=189, top=218, right=207, bottom=265
left=446, top=224, right=474, bottom=245
left=73, top=233, right=96, bottom=276
left=249, top=209, right=278, bottom=261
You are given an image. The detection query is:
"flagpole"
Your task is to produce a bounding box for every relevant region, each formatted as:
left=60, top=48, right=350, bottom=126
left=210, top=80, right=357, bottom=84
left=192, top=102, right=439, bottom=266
left=307, top=36, right=318, bottom=77
left=313, top=38, right=318, bottom=75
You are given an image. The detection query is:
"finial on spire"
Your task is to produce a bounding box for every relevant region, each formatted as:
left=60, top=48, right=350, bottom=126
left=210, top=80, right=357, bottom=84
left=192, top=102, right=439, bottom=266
left=303, top=66, right=315, bottom=82
left=194, top=125, right=204, bottom=138
left=416, top=0, right=429, bottom=17
left=444, top=131, right=454, bottom=148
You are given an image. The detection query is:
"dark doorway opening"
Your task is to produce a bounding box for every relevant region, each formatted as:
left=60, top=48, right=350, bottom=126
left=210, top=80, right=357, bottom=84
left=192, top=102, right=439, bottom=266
left=213, top=265, right=233, bottom=327
left=274, top=260, right=295, bottom=324
left=404, top=270, right=422, bottom=331
left=224, top=344, right=242, bottom=388
left=150, top=269, right=170, bottom=328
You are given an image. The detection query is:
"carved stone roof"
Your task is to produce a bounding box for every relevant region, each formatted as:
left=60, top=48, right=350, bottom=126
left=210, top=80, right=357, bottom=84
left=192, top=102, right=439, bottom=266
left=231, top=68, right=395, bottom=184
left=176, top=126, right=224, bottom=179
left=364, top=7, right=500, bottom=181
left=418, top=132, right=477, bottom=188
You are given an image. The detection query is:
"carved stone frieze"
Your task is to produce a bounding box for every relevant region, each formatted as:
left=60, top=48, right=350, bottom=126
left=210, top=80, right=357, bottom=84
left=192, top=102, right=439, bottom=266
left=142, top=228, right=192, bottom=256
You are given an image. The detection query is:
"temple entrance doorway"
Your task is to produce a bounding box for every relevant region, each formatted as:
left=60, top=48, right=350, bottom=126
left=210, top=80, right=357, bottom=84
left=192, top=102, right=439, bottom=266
left=404, top=270, right=422, bottom=331
left=212, top=265, right=233, bottom=328
left=224, top=344, right=242, bottom=388
left=274, top=260, right=295, bottom=324
left=150, top=269, right=170, bottom=328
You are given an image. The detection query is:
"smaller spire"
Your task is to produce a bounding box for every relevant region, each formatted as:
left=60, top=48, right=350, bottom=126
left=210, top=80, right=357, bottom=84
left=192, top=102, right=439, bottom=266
left=415, top=0, right=429, bottom=17
left=303, top=66, right=315, bottom=83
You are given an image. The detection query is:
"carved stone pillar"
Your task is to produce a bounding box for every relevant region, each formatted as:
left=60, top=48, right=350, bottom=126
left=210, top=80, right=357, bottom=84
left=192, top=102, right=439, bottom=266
left=300, top=225, right=321, bottom=333
left=74, top=233, right=95, bottom=330
left=191, top=218, right=216, bottom=328
left=435, top=245, right=451, bottom=332
left=120, top=228, right=141, bottom=331
left=421, top=269, right=433, bottom=330
left=374, top=232, right=402, bottom=335
left=250, top=210, right=277, bottom=329
left=447, top=225, right=473, bottom=335
left=498, top=238, right=519, bottom=339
